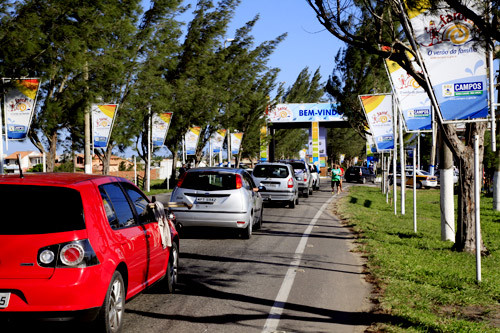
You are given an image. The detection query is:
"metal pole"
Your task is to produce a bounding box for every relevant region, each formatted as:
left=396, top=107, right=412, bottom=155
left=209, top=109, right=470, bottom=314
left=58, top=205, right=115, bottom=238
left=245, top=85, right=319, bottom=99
left=417, top=131, right=421, bottom=170
left=430, top=106, right=437, bottom=175
left=146, top=106, right=151, bottom=192
left=0, top=100, right=3, bottom=175
left=386, top=154, right=391, bottom=204
left=227, top=130, right=231, bottom=166
left=399, top=109, right=405, bottom=215
left=489, top=0, right=496, bottom=152
left=393, top=99, right=398, bottom=215
left=474, top=135, right=481, bottom=282
left=413, top=148, right=417, bottom=233
left=209, top=139, right=212, bottom=167
left=134, top=156, right=137, bottom=185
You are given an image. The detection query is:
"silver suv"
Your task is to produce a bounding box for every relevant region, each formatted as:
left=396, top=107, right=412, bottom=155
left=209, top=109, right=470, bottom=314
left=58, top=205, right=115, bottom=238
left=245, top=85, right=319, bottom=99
left=278, top=160, right=313, bottom=198
left=251, top=163, right=299, bottom=208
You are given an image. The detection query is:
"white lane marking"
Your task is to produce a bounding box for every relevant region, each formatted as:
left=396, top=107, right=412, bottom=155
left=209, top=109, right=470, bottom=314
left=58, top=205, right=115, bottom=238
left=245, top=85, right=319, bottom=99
left=262, top=194, right=336, bottom=333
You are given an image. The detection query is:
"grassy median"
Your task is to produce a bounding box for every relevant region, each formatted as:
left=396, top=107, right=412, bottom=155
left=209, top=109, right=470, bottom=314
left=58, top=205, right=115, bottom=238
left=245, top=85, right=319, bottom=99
left=335, top=186, right=500, bottom=332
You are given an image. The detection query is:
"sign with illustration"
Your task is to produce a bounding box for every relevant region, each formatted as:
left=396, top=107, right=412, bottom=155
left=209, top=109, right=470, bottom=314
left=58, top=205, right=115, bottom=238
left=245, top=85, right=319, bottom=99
left=267, top=103, right=345, bottom=123
left=3, top=78, right=40, bottom=140
left=231, top=132, right=244, bottom=155
left=307, top=125, right=327, bottom=157
left=407, top=1, right=488, bottom=122
left=359, top=94, right=394, bottom=151
left=92, top=104, right=118, bottom=149
left=210, top=129, right=226, bottom=154
left=185, top=126, right=201, bottom=155
left=152, top=112, right=173, bottom=147
left=382, top=47, right=432, bottom=131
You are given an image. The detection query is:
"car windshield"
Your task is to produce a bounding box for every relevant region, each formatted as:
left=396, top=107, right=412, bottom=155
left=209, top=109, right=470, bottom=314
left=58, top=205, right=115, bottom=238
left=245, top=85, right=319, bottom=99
left=253, top=165, right=289, bottom=178
left=180, top=171, right=237, bottom=191
left=0, top=184, right=85, bottom=235
left=418, top=170, right=431, bottom=176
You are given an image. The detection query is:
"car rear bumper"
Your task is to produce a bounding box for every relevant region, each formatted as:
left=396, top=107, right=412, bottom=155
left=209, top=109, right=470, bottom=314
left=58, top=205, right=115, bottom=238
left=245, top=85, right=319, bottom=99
left=172, top=210, right=250, bottom=228
left=0, top=266, right=107, bottom=314
left=260, top=190, right=295, bottom=202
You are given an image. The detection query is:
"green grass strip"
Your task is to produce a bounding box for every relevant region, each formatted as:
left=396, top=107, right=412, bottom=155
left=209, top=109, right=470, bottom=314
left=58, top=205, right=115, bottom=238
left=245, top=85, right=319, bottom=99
left=336, top=186, right=500, bottom=332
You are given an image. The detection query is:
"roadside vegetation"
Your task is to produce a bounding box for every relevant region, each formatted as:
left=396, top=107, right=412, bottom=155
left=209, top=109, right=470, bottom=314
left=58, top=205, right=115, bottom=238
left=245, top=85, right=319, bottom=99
left=336, top=186, right=500, bottom=332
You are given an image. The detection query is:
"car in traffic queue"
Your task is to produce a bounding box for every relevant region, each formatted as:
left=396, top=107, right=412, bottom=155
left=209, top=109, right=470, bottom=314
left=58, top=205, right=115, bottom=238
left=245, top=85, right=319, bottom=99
left=406, top=169, right=438, bottom=188
left=345, top=166, right=376, bottom=184
left=0, top=173, right=179, bottom=332
left=278, top=159, right=313, bottom=197
left=308, top=163, right=321, bottom=191
left=169, top=167, right=264, bottom=239
left=251, top=162, right=299, bottom=208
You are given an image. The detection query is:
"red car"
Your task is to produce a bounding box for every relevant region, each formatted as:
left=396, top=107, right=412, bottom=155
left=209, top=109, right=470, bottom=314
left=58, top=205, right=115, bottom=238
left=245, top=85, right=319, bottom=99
left=0, top=173, right=179, bottom=332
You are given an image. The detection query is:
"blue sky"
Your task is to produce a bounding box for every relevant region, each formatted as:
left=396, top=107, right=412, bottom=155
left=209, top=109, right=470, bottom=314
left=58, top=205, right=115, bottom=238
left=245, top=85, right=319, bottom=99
left=3, top=0, right=344, bottom=156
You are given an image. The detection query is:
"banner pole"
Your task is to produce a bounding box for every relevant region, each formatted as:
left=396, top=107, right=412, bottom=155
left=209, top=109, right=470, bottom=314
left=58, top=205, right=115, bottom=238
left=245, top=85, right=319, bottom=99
left=413, top=148, right=417, bottom=233
left=474, top=135, right=481, bottom=282
left=489, top=0, right=496, bottom=152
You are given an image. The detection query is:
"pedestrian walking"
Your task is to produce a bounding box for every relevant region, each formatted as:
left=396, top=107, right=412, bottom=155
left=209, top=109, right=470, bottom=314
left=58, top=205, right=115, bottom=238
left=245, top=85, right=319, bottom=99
left=339, top=165, right=344, bottom=192
left=331, top=164, right=342, bottom=195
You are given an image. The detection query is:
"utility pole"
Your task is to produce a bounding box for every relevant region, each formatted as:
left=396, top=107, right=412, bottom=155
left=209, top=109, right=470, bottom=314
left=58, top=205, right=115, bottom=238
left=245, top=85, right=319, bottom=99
left=84, top=61, right=92, bottom=174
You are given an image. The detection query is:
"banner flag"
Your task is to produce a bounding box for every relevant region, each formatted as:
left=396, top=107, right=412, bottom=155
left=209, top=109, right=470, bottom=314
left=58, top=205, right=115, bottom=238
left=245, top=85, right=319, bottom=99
left=3, top=78, right=40, bottom=140
left=230, top=132, right=244, bottom=155
left=359, top=94, right=394, bottom=151
left=259, top=126, right=268, bottom=162
left=406, top=0, right=489, bottom=122
left=210, top=129, right=226, bottom=154
left=185, top=126, right=201, bottom=155
left=382, top=47, right=432, bottom=131
left=92, top=104, right=118, bottom=149
left=267, top=103, right=345, bottom=123
left=152, top=112, right=173, bottom=147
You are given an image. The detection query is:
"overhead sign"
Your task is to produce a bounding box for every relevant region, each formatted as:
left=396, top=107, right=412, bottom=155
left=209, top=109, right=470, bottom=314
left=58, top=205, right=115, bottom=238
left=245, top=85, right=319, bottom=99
left=267, top=103, right=344, bottom=123
left=92, top=104, right=118, bottom=149
left=359, top=94, right=394, bottom=151
left=152, top=112, right=172, bottom=147
left=407, top=0, right=489, bottom=122
left=3, top=78, right=40, bottom=140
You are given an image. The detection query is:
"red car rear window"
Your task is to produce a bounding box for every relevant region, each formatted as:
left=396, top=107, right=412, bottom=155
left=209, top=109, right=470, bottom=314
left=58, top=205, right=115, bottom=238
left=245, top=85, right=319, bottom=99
left=0, top=185, right=85, bottom=235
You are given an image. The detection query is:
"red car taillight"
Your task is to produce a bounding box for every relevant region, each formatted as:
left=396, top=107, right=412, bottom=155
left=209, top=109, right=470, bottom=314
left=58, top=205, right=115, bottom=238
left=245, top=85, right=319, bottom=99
left=287, top=177, right=294, bottom=188
left=236, top=174, right=243, bottom=189
left=38, top=239, right=99, bottom=268
left=177, top=172, right=187, bottom=187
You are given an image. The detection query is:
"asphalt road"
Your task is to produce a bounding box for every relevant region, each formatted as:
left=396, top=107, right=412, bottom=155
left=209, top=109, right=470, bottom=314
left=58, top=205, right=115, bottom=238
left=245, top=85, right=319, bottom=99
left=9, top=180, right=373, bottom=333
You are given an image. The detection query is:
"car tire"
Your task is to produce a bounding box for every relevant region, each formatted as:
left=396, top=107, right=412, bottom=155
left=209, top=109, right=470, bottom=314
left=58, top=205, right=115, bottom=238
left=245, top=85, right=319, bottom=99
left=303, top=190, right=309, bottom=198
left=255, top=209, right=263, bottom=229
left=241, top=218, right=252, bottom=239
left=309, top=187, right=313, bottom=195
left=96, top=271, right=125, bottom=333
left=416, top=181, right=422, bottom=189
left=166, top=242, right=178, bottom=293
left=289, top=198, right=295, bottom=208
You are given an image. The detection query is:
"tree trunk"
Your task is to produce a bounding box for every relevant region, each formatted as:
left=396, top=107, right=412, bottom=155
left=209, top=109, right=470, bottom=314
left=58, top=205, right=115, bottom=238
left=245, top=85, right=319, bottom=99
left=451, top=123, right=487, bottom=254
left=102, top=146, right=113, bottom=175
left=46, top=131, right=58, bottom=172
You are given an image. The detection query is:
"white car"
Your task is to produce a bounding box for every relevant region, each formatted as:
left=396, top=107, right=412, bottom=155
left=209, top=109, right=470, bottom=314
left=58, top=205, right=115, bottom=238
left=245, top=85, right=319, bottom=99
left=252, top=162, right=299, bottom=208
left=170, top=167, right=263, bottom=239
left=309, top=164, right=321, bottom=190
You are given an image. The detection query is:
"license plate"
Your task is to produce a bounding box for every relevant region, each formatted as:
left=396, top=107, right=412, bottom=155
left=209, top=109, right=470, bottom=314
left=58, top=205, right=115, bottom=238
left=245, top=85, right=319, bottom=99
left=0, top=293, right=10, bottom=308
left=265, top=183, right=277, bottom=188
left=197, top=197, right=216, bottom=203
